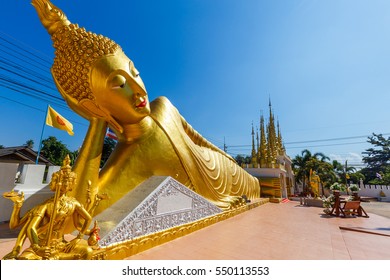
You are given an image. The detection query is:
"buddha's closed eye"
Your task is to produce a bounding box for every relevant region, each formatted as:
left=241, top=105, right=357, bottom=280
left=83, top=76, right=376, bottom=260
left=111, top=75, right=127, bottom=89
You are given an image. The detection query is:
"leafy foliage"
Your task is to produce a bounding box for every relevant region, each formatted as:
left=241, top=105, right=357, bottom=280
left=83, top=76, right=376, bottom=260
left=41, top=136, right=71, bottom=165
left=100, top=137, right=117, bottom=168
left=329, top=182, right=346, bottom=191
left=292, top=149, right=333, bottom=194
left=234, top=154, right=251, bottom=166
left=361, top=133, right=390, bottom=184
left=348, top=184, right=359, bottom=192
left=24, top=139, right=34, bottom=149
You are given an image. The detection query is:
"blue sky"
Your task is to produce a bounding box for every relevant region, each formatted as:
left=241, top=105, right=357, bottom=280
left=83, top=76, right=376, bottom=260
left=1, top=0, right=390, bottom=168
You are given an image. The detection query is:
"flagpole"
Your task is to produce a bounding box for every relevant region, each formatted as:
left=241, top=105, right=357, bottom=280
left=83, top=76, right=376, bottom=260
left=36, top=105, right=49, bottom=164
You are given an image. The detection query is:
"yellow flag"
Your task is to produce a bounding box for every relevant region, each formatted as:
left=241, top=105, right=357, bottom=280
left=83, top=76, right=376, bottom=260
left=46, top=106, right=74, bottom=136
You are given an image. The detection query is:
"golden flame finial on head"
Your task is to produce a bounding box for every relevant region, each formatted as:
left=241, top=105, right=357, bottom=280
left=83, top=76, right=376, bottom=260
left=31, top=0, right=70, bottom=35
left=31, top=0, right=121, bottom=103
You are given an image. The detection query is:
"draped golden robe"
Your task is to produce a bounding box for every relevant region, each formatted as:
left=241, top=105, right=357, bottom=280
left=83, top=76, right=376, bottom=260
left=150, top=96, right=260, bottom=209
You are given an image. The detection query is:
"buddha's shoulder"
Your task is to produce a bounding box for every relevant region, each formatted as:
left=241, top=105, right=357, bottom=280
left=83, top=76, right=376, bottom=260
left=151, top=96, right=173, bottom=107
left=150, top=96, right=179, bottom=116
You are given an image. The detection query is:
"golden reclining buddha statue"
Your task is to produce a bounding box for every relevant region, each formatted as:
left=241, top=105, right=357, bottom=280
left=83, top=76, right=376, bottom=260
left=32, top=0, right=260, bottom=216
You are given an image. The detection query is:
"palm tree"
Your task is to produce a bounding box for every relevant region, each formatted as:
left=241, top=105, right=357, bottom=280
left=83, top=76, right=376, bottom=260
left=317, top=161, right=337, bottom=191
left=332, top=160, right=344, bottom=179
left=292, top=149, right=331, bottom=195
left=332, top=159, right=356, bottom=184
left=24, top=139, right=34, bottom=149
left=292, top=153, right=307, bottom=193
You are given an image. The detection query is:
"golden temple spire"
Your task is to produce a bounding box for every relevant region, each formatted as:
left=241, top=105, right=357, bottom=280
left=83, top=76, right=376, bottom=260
left=277, top=120, right=285, bottom=155
left=256, top=126, right=259, bottom=163
left=250, top=98, right=285, bottom=168
left=259, top=114, right=267, bottom=167
left=267, top=99, right=277, bottom=165
left=251, top=122, right=257, bottom=167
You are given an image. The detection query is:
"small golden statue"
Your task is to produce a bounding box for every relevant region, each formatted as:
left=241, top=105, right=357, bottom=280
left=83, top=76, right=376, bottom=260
left=31, top=0, right=260, bottom=218
left=2, top=155, right=97, bottom=260
left=309, top=170, right=321, bottom=198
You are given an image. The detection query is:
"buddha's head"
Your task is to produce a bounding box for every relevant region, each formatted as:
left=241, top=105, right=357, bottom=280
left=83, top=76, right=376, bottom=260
left=32, top=0, right=149, bottom=133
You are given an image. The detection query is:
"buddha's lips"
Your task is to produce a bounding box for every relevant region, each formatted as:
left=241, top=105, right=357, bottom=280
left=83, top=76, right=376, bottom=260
left=136, top=100, right=147, bottom=108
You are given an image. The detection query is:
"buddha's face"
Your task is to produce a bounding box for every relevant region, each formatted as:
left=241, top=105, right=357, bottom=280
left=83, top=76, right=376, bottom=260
left=90, top=50, right=150, bottom=126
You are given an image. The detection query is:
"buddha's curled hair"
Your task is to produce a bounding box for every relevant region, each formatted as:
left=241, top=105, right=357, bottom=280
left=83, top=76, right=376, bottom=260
left=32, top=0, right=121, bottom=102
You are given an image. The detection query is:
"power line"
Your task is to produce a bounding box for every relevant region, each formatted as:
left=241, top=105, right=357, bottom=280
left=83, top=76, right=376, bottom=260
left=0, top=47, right=51, bottom=75
left=0, top=94, right=43, bottom=112
left=286, top=141, right=367, bottom=150
left=0, top=31, right=73, bottom=112
left=0, top=94, right=87, bottom=127
left=0, top=32, right=52, bottom=66
left=0, top=77, right=66, bottom=109
left=0, top=65, right=58, bottom=94
left=284, top=134, right=390, bottom=145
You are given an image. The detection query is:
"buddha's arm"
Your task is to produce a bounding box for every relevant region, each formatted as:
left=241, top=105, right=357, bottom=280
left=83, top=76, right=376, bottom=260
left=180, top=115, right=235, bottom=162
left=71, top=118, right=107, bottom=208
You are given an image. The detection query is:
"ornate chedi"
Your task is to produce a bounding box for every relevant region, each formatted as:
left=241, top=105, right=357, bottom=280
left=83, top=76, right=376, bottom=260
left=30, top=0, right=260, bottom=236
left=245, top=100, right=294, bottom=198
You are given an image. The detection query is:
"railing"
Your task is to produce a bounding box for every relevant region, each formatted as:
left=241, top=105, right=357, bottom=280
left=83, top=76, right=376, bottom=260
left=357, top=183, right=390, bottom=199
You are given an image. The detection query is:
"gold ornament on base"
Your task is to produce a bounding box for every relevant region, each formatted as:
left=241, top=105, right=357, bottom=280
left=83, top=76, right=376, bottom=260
left=2, top=155, right=100, bottom=260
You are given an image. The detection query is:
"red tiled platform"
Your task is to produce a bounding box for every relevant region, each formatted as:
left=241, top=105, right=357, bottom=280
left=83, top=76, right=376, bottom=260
left=1, top=201, right=389, bottom=260
left=126, top=201, right=390, bottom=260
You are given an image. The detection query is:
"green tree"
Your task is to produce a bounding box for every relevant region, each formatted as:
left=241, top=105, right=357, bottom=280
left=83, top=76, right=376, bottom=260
left=69, top=149, right=79, bottom=165
left=100, top=137, right=117, bottom=168
left=0, top=144, right=4, bottom=149
left=332, top=160, right=344, bottom=180
left=234, top=154, right=251, bottom=166
left=348, top=171, right=365, bottom=184
left=361, top=133, right=390, bottom=183
left=24, top=139, right=34, bottom=149
left=292, top=149, right=332, bottom=194
left=316, top=160, right=337, bottom=190
left=234, top=154, right=245, bottom=166
left=41, top=136, right=71, bottom=165
left=331, top=160, right=356, bottom=184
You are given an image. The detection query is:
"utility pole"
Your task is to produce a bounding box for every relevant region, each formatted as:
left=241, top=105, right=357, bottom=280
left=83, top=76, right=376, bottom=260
left=345, top=160, right=348, bottom=194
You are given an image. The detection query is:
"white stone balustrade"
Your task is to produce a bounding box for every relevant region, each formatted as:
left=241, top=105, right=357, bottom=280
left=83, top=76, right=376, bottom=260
left=0, top=163, right=60, bottom=222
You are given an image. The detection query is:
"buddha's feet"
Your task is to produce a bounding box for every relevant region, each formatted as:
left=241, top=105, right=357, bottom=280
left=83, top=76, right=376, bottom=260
left=218, top=196, right=246, bottom=210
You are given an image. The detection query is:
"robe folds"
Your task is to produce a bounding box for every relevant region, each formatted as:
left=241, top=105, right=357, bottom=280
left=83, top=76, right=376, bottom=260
left=150, top=96, right=260, bottom=209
